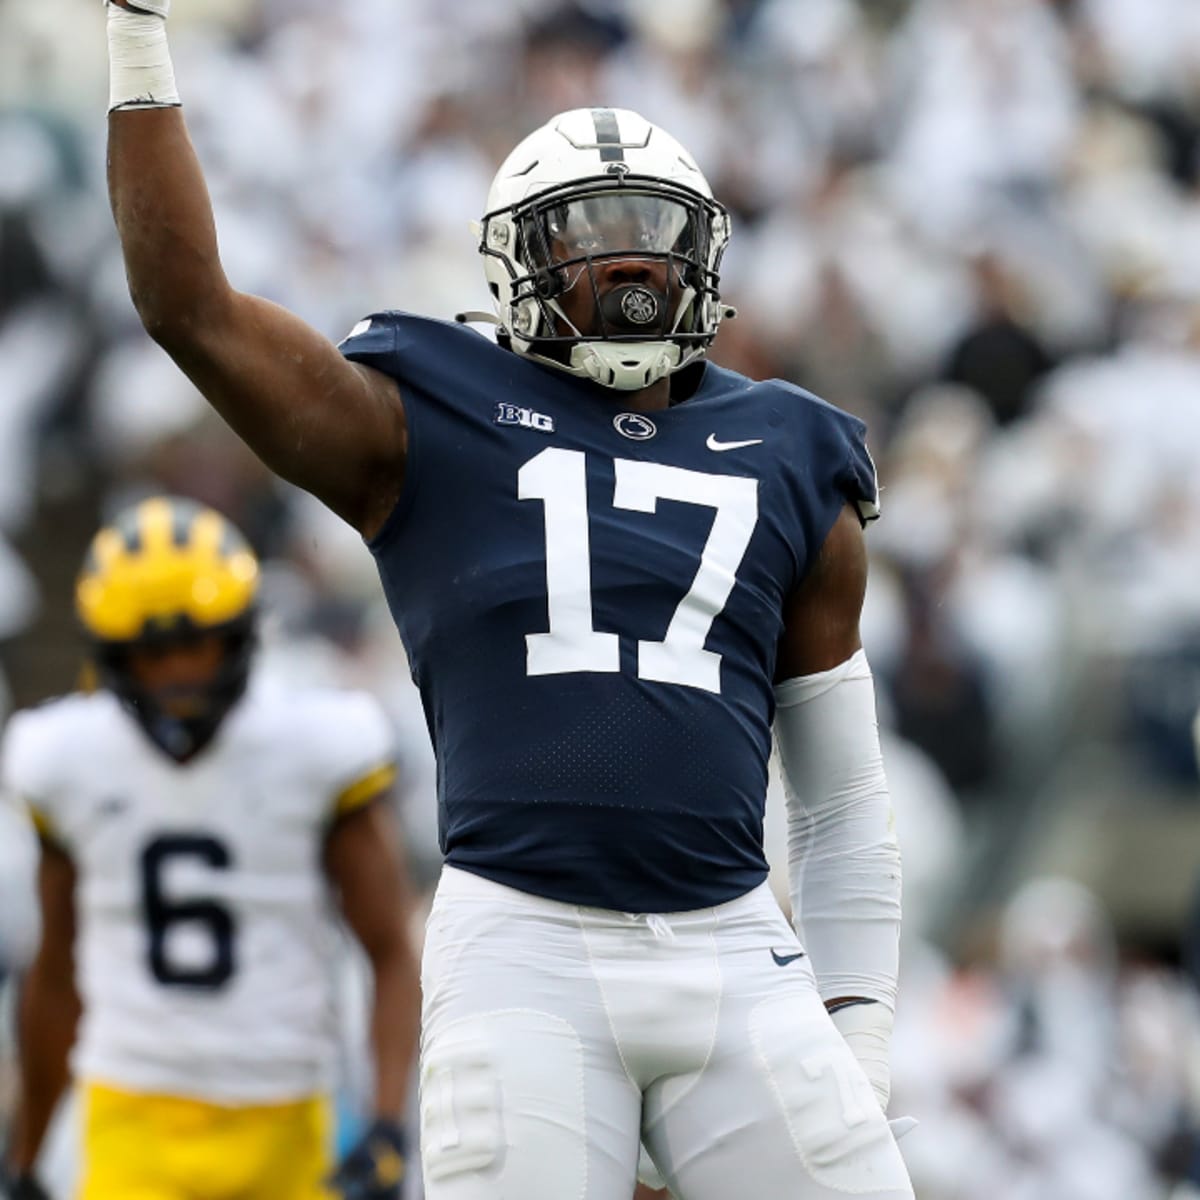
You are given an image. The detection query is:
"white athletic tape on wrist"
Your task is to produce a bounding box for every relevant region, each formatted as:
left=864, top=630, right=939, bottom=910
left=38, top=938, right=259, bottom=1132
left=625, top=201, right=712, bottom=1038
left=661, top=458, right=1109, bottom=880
left=830, top=999, right=893, bottom=1113
left=107, top=6, right=179, bottom=111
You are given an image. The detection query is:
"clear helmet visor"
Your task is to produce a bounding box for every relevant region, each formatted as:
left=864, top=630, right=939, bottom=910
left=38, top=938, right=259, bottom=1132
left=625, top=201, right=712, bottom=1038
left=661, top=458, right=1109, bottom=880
left=527, top=192, right=699, bottom=269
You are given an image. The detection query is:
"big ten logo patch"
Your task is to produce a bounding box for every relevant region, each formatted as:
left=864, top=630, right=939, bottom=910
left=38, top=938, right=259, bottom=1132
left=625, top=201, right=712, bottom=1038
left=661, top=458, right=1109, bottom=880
left=495, top=403, right=555, bottom=434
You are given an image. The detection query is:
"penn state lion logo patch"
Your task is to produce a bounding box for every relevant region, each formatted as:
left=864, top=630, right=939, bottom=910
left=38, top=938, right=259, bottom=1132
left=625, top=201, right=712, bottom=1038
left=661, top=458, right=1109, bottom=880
left=613, top=412, right=657, bottom=440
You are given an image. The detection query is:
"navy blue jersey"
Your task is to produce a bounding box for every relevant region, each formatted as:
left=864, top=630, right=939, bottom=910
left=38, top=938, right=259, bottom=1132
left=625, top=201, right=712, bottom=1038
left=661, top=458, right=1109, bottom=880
left=341, top=313, right=877, bottom=912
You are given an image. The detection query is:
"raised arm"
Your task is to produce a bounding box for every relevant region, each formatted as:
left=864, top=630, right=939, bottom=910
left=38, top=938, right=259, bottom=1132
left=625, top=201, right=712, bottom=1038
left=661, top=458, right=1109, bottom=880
left=106, top=1, right=405, bottom=538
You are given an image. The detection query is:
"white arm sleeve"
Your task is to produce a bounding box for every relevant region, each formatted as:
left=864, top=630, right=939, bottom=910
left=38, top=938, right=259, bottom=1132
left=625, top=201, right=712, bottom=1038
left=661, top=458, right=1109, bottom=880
left=773, top=648, right=901, bottom=1008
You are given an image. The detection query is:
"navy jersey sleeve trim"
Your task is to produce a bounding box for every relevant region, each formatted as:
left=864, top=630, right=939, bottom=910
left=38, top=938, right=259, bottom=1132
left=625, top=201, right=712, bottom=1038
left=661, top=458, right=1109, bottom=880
left=765, top=379, right=880, bottom=529
left=823, top=408, right=879, bottom=527
left=839, top=417, right=881, bottom=526
left=770, top=381, right=881, bottom=589
left=337, top=312, right=398, bottom=362
left=338, top=314, right=421, bottom=552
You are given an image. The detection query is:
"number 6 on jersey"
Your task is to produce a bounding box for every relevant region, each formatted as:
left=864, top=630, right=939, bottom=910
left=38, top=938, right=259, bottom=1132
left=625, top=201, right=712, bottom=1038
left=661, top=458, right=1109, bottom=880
left=518, top=447, right=758, bottom=693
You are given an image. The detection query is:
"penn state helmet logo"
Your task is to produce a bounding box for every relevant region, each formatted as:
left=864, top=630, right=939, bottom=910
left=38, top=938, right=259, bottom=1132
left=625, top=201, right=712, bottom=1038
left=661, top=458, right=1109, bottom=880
left=620, top=286, right=660, bottom=326
left=613, top=412, right=657, bottom=440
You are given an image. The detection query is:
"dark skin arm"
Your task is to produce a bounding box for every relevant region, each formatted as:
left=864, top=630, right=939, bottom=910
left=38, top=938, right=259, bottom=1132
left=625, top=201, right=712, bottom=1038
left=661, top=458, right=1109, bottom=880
left=5, top=844, right=81, bottom=1175
left=775, top=503, right=874, bottom=1012
left=106, top=12, right=405, bottom=538
left=775, top=504, right=865, bottom=681
left=323, top=798, right=421, bottom=1123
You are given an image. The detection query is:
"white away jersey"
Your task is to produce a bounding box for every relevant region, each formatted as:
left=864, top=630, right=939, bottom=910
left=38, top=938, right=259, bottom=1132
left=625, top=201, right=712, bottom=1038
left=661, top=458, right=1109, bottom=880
left=0, top=678, right=395, bottom=1104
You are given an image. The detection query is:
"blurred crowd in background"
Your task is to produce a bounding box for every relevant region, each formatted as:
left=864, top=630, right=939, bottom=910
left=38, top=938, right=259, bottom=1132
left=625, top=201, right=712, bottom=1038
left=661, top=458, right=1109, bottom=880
left=4, top=0, right=1200, bottom=1196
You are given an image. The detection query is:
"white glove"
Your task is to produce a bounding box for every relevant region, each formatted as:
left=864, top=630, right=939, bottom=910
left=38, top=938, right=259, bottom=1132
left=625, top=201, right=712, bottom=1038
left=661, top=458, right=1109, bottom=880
left=829, top=999, right=892, bottom=1113
left=106, top=0, right=169, bottom=19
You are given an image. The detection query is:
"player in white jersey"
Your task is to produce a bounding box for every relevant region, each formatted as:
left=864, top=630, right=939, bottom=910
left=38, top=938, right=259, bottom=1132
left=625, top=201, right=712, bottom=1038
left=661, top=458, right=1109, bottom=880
left=0, top=497, right=420, bottom=1200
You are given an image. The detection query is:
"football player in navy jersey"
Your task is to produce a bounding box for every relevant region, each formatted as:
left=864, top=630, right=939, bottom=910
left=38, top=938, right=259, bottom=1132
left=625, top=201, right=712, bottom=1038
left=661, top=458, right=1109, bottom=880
left=102, top=2, right=913, bottom=1197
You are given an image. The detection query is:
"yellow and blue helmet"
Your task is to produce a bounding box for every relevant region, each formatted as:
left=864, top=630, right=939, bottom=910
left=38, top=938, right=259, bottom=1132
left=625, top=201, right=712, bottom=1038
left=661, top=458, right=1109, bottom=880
left=76, top=496, right=260, bottom=759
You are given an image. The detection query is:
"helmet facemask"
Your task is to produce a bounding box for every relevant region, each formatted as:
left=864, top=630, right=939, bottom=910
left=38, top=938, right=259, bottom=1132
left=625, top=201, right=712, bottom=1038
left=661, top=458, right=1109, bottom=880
left=482, top=173, right=730, bottom=390
left=96, top=617, right=257, bottom=763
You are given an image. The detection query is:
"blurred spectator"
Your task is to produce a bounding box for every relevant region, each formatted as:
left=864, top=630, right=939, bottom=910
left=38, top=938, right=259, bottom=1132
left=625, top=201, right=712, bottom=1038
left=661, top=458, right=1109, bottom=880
left=888, top=568, right=996, bottom=797
left=942, top=254, right=1057, bottom=427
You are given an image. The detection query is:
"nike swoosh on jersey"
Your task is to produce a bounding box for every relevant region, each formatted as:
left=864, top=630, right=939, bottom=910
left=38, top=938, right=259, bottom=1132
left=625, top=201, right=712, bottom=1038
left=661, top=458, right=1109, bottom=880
left=706, top=434, right=764, bottom=452
left=770, top=948, right=806, bottom=966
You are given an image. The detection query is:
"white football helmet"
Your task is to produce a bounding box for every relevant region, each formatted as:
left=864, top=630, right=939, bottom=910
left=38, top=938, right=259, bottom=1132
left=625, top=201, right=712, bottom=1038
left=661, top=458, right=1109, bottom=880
left=479, top=108, right=732, bottom=391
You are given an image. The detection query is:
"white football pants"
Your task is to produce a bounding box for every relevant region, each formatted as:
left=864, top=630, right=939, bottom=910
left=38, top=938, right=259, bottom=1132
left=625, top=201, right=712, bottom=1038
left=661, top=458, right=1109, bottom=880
left=418, top=866, right=914, bottom=1200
